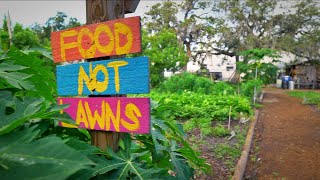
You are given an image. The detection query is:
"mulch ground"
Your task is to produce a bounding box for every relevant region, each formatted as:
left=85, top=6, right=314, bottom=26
left=245, top=88, right=320, bottom=179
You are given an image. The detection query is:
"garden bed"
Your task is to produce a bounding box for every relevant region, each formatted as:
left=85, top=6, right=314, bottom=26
left=190, top=119, right=251, bottom=179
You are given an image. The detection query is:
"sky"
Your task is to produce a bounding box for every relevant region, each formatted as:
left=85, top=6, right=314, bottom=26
left=0, top=0, right=162, bottom=27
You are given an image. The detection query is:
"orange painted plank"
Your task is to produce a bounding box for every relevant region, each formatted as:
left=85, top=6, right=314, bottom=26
left=51, top=16, right=141, bottom=63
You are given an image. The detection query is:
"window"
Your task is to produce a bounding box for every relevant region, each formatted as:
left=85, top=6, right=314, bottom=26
left=226, top=66, right=234, bottom=71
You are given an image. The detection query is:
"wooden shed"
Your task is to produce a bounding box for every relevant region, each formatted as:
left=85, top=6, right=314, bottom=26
left=287, top=62, right=320, bottom=89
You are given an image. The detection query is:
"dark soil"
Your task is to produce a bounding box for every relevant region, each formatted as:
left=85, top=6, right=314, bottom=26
left=188, top=120, right=249, bottom=179
left=245, top=88, right=320, bottom=179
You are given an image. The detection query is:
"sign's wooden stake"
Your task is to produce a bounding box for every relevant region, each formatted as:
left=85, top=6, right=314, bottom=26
left=85, top=0, right=137, bottom=151
left=228, top=106, right=232, bottom=129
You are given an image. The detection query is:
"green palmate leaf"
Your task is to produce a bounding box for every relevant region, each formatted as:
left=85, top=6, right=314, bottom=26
left=0, top=62, right=34, bottom=90
left=0, top=62, right=27, bottom=71
left=0, top=90, right=12, bottom=104
left=4, top=47, right=56, bottom=101
left=177, top=146, right=211, bottom=173
left=150, top=118, right=167, bottom=155
left=0, top=96, right=44, bottom=135
left=66, top=138, right=100, bottom=156
left=0, top=91, right=72, bottom=135
left=166, top=141, right=193, bottom=180
left=90, top=135, right=166, bottom=180
left=0, top=126, right=40, bottom=151
left=0, top=132, right=94, bottom=180
left=23, top=47, right=53, bottom=60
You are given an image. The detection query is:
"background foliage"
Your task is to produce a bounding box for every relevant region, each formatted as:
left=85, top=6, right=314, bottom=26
left=0, top=47, right=209, bottom=179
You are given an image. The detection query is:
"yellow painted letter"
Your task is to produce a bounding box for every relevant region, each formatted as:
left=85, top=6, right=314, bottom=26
left=76, top=100, right=89, bottom=128
left=105, top=100, right=121, bottom=132
left=122, top=103, right=141, bottom=131
left=94, top=24, right=114, bottom=55
left=60, top=30, right=78, bottom=61
left=84, top=101, right=105, bottom=129
left=77, top=27, right=96, bottom=59
left=92, top=64, right=108, bottom=93
left=107, top=61, right=128, bottom=93
left=78, top=63, right=94, bottom=95
left=114, top=22, right=133, bottom=55
left=60, top=99, right=78, bottom=128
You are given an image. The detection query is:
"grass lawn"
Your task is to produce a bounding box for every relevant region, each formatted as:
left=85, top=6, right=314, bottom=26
left=287, top=91, right=320, bottom=106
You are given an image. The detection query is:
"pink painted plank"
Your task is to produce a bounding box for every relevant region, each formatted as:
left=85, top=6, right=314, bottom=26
left=58, top=97, right=150, bottom=134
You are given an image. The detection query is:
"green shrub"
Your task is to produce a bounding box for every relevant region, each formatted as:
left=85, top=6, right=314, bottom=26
left=240, top=79, right=263, bottom=100
left=211, top=125, right=230, bottom=137
left=183, top=118, right=212, bottom=136
left=0, top=47, right=210, bottom=179
left=183, top=118, right=197, bottom=132
left=152, top=91, right=252, bottom=137
left=156, top=72, right=237, bottom=96
left=238, top=48, right=279, bottom=85
left=211, top=82, right=236, bottom=96
left=151, top=91, right=253, bottom=121
left=214, top=144, right=241, bottom=159
left=287, top=91, right=320, bottom=106
left=156, top=72, right=214, bottom=94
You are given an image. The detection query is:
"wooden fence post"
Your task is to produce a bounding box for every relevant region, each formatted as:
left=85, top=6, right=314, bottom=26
left=85, top=0, right=139, bottom=151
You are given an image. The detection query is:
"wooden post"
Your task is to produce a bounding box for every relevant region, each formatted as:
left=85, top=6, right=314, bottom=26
left=228, top=106, right=232, bottom=129
left=6, top=11, right=13, bottom=46
left=85, top=0, right=139, bottom=151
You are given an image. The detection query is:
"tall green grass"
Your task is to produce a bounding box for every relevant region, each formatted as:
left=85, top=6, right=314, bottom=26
left=287, top=91, right=320, bottom=106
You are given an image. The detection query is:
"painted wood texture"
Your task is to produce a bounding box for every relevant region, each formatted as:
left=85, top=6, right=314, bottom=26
left=56, top=56, right=149, bottom=96
left=51, top=16, right=141, bottom=63
left=58, top=97, right=150, bottom=134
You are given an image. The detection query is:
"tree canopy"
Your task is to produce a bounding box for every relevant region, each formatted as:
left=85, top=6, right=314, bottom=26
left=32, top=11, right=81, bottom=47
left=134, top=29, right=188, bottom=87
left=143, top=0, right=320, bottom=64
left=0, top=12, right=81, bottom=50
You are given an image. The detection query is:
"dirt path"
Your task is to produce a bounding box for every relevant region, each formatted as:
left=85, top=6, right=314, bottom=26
left=245, top=88, right=320, bottom=180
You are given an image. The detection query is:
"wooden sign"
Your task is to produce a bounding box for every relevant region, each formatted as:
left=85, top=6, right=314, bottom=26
left=51, top=16, right=141, bottom=63
left=57, top=56, right=149, bottom=96
left=58, top=97, right=150, bottom=134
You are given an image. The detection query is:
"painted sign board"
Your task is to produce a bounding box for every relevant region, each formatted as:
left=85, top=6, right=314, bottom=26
left=56, top=56, right=149, bottom=96
left=51, top=16, right=141, bottom=63
left=58, top=97, right=150, bottom=134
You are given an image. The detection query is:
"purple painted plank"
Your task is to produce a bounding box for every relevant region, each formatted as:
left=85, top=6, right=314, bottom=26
left=58, top=97, right=150, bottom=134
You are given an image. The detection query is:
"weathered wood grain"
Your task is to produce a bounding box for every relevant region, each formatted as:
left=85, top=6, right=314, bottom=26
left=51, top=16, right=141, bottom=63
left=58, top=97, right=150, bottom=134
left=86, top=0, right=129, bottom=151
left=56, top=56, right=149, bottom=96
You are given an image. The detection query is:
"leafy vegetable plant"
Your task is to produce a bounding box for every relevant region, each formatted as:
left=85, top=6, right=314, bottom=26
left=0, top=47, right=208, bottom=179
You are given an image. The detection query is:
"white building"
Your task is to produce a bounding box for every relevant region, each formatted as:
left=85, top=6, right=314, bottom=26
left=186, top=54, right=237, bottom=81
left=185, top=52, right=304, bottom=81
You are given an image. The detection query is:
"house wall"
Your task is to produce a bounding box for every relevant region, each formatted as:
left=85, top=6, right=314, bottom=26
left=184, top=52, right=307, bottom=81
left=205, top=54, right=236, bottom=81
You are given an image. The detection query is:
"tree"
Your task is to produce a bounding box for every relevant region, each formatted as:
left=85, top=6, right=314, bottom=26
left=137, top=29, right=188, bottom=87
left=12, top=23, right=41, bottom=49
left=275, top=0, right=320, bottom=61
left=144, top=0, right=214, bottom=64
left=0, top=19, right=41, bottom=50
left=144, top=1, right=178, bottom=34
left=31, top=12, right=82, bottom=47
left=67, top=17, right=81, bottom=28
left=46, top=11, right=68, bottom=31
left=209, top=0, right=320, bottom=62
left=143, top=0, right=320, bottom=66
left=238, top=48, right=279, bottom=84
